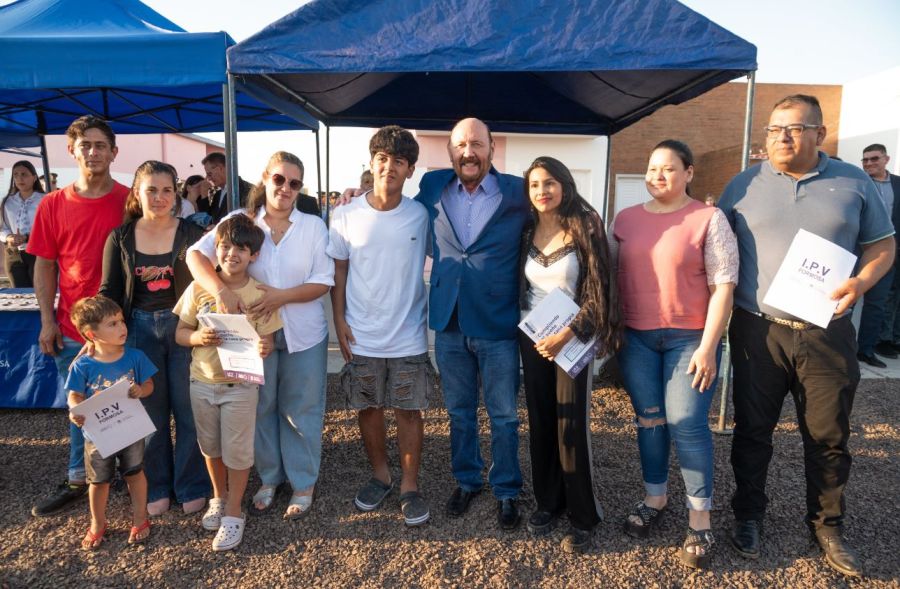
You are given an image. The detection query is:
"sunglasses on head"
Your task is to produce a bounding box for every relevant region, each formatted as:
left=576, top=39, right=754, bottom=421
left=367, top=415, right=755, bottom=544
left=271, top=173, right=302, bottom=191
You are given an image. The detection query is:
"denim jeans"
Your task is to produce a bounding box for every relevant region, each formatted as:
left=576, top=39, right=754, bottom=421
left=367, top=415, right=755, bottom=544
left=55, top=336, right=85, bottom=483
left=880, top=266, right=900, bottom=343
left=858, top=267, right=894, bottom=355
left=255, top=331, right=328, bottom=492
left=128, top=309, right=210, bottom=503
left=618, top=328, right=720, bottom=511
left=434, top=329, right=522, bottom=499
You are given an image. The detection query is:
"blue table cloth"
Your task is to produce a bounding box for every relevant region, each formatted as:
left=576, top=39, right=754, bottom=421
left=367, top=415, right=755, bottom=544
left=0, top=288, right=65, bottom=408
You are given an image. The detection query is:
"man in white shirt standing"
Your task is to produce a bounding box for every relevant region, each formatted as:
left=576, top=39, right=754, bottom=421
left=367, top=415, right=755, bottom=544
left=327, top=126, right=433, bottom=526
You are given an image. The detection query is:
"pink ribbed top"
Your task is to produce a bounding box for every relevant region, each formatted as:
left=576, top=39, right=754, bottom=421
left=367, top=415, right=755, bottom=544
left=614, top=199, right=717, bottom=330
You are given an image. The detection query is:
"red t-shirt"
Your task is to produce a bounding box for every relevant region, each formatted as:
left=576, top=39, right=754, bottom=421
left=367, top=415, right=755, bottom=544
left=27, top=183, right=128, bottom=342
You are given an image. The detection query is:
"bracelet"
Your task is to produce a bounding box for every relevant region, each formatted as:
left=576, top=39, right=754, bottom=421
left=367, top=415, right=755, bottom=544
left=215, top=285, right=228, bottom=296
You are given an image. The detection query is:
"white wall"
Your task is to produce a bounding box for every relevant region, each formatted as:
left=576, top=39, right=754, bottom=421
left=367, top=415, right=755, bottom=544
left=838, top=66, right=900, bottom=171
left=502, top=135, right=609, bottom=212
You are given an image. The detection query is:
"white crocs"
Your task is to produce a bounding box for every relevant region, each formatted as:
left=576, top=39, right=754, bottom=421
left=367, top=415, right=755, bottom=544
left=201, top=497, right=226, bottom=531
left=212, top=514, right=245, bottom=552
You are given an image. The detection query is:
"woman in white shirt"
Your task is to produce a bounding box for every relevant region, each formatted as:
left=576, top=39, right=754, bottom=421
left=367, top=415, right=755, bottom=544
left=1, top=161, right=46, bottom=287
left=518, top=156, right=620, bottom=553
left=186, top=151, right=334, bottom=520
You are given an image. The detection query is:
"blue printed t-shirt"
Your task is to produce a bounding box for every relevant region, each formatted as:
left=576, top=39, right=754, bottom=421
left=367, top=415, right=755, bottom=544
left=65, top=347, right=157, bottom=397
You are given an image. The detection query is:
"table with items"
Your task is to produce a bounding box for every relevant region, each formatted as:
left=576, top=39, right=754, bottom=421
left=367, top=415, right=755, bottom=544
left=0, top=288, right=65, bottom=408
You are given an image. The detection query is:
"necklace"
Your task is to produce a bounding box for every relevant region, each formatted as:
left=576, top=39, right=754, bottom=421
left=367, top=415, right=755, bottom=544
left=647, top=195, right=691, bottom=214
left=266, top=215, right=291, bottom=240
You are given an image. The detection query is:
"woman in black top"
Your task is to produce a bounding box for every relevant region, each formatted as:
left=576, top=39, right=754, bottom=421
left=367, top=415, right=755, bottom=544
left=100, top=161, right=210, bottom=516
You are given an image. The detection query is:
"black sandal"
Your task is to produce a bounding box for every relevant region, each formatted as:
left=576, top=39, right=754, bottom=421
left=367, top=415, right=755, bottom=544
left=623, top=501, right=666, bottom=538
left=681, top=528, right=715, bottom=569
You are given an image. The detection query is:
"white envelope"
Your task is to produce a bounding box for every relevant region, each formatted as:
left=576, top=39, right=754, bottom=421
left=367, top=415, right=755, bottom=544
left=70, top=379, right=156, bottom=459
left=762, top=229, right=857, bottom=328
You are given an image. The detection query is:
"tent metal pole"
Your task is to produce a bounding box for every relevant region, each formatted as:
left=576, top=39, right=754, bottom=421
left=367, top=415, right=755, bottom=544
left=740, top=71, right=756, bottom=172
left=602, top=134, right=612, bottom=228
left=315, top=128, right=323, bottom=220
left=224, top=74, right=240, bottom=212
left=713, top=70, right=756, bottom=437
left=36, top=111, right=52, bottom=192
left=39, top=135, right=51, bottom=193
left=325, top=125, right=331, bottom=227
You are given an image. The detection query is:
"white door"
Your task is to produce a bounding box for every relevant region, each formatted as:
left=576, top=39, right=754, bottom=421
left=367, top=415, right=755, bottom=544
left=614, top=174, right=650, bottom=218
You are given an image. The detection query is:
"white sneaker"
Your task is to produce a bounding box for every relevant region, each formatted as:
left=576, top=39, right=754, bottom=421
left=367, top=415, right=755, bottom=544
left=212, top=514, right=245, bottom=552
left=201, top=498, right=226, bottom=531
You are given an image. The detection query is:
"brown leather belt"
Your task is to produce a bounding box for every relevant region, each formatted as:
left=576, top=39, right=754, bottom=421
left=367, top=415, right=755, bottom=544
left=756, top=311, right=815, bottom=331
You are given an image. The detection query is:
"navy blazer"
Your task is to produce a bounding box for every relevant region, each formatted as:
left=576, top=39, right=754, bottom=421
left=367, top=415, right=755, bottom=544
left=890, top=173, right=900, bottom=248
left=416, top=168, right=528, bottom=339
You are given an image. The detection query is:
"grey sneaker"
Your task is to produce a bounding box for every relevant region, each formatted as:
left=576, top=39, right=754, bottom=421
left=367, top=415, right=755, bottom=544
left=354, top=477, right=392, bottom=512
left=399, top=491, right=430, bottom=526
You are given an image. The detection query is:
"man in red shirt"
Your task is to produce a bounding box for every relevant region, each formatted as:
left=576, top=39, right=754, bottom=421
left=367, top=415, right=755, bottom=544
left=27, top=116, right=129, bottom=516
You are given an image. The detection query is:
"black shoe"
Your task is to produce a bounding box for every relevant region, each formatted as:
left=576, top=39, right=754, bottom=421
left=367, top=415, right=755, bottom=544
left=874, top=341, right=899, bottom=358
left=857, top=352, right=887, bottom=368
left=561, top=526, right=592, bottom=553
left=31, top=480, right=88, bottom=517
left=812, top=529, right=862, bottom=577
left=729, top=519, right=762, bottom=559
left=497, top=498, right=520, bottom=530
left=445, top=487, right=480, bottom=518
left=526, top=510, right=558, bottom=536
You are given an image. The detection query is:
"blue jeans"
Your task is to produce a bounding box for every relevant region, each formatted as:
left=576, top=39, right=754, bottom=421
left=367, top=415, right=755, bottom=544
left=859, top=267, right=894, bottom=355
left=55, top=336, right=85, bottom=483
left=255, top=331, right=328, bottom=492
left=618, top=328, right=720, bottom=511
left=881, top=266, right=900, bottom=343
left=128, top=309, right=210, bottom=503
left=434, top=329, right=522, bottom=499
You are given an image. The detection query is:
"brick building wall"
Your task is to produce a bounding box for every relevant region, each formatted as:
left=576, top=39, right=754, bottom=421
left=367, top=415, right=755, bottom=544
left=608, top=82, right=842, bottom=213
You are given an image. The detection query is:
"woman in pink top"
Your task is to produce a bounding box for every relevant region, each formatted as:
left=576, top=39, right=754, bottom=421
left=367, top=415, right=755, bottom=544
left=612, top=140, right=738, bottom=569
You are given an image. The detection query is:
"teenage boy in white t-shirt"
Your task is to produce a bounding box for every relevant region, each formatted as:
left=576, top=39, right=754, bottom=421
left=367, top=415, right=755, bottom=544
left=327, top=125, right=433, bottom=527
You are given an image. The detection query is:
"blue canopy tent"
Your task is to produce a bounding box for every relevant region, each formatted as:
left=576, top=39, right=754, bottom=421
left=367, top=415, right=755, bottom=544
left=0, top=0, right=320, bottom=409
left=225, top=0, right=757, bottom=215
left=0, top=0, right=319, bottom=190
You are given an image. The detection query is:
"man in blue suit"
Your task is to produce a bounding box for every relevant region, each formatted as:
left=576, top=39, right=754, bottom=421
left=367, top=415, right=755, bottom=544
left=416, top=118, right=529, bottom=529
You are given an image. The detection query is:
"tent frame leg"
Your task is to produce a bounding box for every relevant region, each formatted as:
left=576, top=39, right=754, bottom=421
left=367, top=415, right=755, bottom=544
left=224, top=74, right=240, bottom=211
left=713, top=71, right=756, bottom=437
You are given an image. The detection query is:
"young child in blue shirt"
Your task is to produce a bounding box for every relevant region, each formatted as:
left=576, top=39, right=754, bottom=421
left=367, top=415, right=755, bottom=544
left=66, top=295, right=157, bottom=550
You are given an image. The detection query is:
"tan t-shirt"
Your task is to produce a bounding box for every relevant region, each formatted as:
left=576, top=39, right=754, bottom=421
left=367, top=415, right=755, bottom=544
left=174, top=277, right=283, bottom=384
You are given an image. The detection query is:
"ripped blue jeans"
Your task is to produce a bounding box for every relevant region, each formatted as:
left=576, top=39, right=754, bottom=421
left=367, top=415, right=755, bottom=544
left=618, top=328, right=720, bottom=511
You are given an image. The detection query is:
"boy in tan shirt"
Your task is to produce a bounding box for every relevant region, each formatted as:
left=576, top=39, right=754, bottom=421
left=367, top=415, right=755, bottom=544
left=174, top=214, right=281, bottom=551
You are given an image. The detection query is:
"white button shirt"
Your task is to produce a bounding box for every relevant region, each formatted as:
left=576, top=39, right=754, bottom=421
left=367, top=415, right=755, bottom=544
left=188, top=208, right=335, bottom=353
left=1, top=191, right=45, bottom=250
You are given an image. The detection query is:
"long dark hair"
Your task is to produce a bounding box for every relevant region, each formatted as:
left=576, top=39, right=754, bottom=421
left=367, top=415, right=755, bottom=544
left=246, top=151, right=305, bottom=218
left=2, top=161, right=44, bottom=231
left=178, top=174, right=204, bottom=199
left=124, top=160, right=179, bottom=222
left=524, top=156, right=621, bottom=352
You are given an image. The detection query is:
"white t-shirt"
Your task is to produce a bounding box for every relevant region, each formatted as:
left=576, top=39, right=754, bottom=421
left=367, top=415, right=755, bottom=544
left=327, top=195, right=428, bottom=357
left=188, top=208, right=335, bottom=353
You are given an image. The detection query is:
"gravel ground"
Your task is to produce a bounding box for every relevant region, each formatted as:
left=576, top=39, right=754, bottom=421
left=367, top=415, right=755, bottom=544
left=1, top=373, right=898, bottom=588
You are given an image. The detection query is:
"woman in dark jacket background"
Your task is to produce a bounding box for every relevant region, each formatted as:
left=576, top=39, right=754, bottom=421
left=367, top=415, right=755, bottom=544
left=100, top=160, right=210, bottom=516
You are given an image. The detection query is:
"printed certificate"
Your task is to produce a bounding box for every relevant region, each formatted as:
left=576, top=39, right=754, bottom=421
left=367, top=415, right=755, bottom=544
left=197, top=313, right=265, bottom=384
left=519, top=287, right=599, bottom=378
left=762, top=229, right=858, bottom=328
left=70, top=379, right=156, bottom=459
